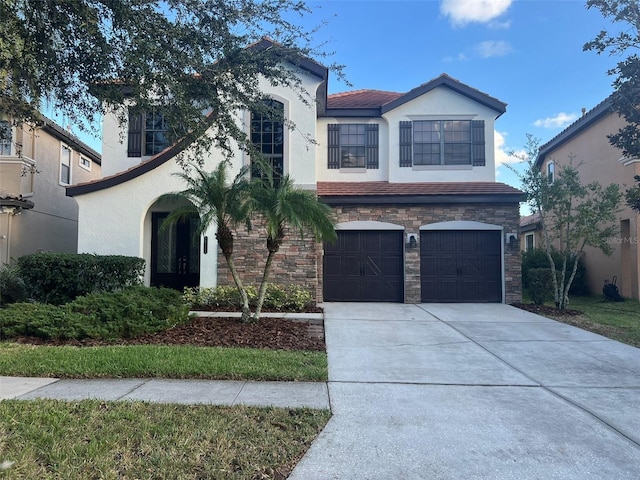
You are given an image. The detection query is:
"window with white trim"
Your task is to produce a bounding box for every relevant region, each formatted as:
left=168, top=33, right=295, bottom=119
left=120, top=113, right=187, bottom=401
left=79, top=155, right=91, bottom=171
left=525, top=232, right=535, bottom=251
left=60, top=144, right=72, bottom=185
left=547, top=161, right=555, bottom=183
left=0, top=121, right=11, bottom=155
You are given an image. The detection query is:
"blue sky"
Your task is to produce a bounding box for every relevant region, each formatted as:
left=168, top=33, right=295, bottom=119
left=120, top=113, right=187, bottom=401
left=65, top=0, right=620, bottom=191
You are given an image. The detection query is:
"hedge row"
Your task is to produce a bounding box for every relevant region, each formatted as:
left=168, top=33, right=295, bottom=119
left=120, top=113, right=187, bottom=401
left=0, top=286, right=190, bottom=341
left=16, top=253, right=145, bottom=305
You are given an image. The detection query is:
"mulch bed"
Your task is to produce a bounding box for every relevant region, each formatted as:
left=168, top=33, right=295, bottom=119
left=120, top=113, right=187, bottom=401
left=12, top=316, right=326, bottom=351
left=511, top=302, right=583, bottom=317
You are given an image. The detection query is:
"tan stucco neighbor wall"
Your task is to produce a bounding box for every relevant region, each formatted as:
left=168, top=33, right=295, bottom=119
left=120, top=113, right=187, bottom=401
left=539, top=111, right=640, bottom=299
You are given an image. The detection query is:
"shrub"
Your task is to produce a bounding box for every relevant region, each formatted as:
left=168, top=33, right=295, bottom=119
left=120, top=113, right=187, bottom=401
left=17, top=253, right=145, bottom=304
left=527, top=268, right=555, bottom=305
left=0, top=303, right=98, bottom=340
left=521, top=247, right=589, bottom=295
left=184, top=284, right=315, bottom=312
left=0, top=286, right=190, bottom=341
left=0, top=265, right=28, bottom=306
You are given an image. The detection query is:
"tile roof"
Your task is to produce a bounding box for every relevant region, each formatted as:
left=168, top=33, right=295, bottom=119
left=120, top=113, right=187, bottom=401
left=317, top=181, right=523, bottom=197
left=327, top=90, right=403, bottom=109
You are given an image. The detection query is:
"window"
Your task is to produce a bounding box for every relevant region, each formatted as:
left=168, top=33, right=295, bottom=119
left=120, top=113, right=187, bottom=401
left=400, top=119, right=485, bottom=167
left=251, top=99, right=284, bottom=180
left=60, top=144, right=72, bottom=185
left=79, top=155, right=91, bottom=171
left=0, top=121, right=11, bottom=155
left=525, top=233, right=535, bottom=251
left=127, top=108, right=169, bottom=157
left=327, top=123, right=379, bottom=169
left=547, top=162, right=555, bottom=183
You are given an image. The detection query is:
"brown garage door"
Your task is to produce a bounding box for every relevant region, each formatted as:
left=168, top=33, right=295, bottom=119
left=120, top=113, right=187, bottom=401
left=420, top=230, right=501, bottom=302
left=324, top=231, right=404, bottom=302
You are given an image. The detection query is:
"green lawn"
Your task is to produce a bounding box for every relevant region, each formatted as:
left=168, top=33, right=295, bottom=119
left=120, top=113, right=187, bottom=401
left=0, top=343, right=327, bottom=381
left=525, top=294, right=640, bottom=348
left=0, top=399, right=330, bottom=479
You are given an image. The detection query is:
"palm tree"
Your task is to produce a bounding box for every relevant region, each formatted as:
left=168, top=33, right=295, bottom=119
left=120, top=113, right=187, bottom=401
left=161, top=161, right=253, bottom=322
left=250, top=169, right=336, bottom=320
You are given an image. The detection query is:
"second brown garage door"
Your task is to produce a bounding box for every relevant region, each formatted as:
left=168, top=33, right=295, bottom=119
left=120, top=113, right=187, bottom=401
left=324, top=231, right=404, bottom=302
left=420, top=230, right=502, bottom=303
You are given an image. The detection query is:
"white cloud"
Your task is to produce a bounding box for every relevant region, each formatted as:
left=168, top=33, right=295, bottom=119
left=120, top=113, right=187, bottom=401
left=443, top=52, right=469, bottom=62
left=441, top=0, right=512, bottom=27
left=494, top=130, right=519, bottom=168
left=474, top=40, right=513, bottom=58
left=533, top=112, right=579, bottom=129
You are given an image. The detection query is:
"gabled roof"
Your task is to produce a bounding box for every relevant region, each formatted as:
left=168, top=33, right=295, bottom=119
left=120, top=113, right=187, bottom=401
left=323, top=73, right=506, bottom=118
left=382, top=74, right=506, bottom=116
left=535, top=96, right=614, bottom=168
left=317, top=181, right=524, bottom=204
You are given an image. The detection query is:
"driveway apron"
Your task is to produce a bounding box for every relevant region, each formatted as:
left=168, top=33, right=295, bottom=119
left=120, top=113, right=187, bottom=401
left=289, top=303, right=640, bottom=479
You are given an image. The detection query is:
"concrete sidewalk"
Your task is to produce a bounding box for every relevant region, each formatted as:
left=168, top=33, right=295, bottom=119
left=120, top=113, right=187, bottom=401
left=0, top=377, right=329, bottom=409
left=289, top=302, right=640, bottom=480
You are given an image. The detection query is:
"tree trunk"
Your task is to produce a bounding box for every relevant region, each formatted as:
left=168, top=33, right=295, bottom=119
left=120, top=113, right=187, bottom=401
left=223, top=252, right=251, bottom=323
left=253, top=250, right=276, bottom=322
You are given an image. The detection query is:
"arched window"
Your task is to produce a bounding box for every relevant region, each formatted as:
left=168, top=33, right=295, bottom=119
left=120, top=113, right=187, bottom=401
left=251, top=99, right=284, bottom=180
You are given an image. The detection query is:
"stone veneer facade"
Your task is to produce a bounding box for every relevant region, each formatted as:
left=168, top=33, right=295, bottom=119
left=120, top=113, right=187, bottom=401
left=218, top=202, right=523, bottom=304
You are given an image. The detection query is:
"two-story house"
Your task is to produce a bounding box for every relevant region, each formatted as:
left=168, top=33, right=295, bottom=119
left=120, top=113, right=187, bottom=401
left=527, top=97, right=640, bottom=300
left=0, top=116, right=101, bottom=265
left=67, top=41, right=523, bottom=303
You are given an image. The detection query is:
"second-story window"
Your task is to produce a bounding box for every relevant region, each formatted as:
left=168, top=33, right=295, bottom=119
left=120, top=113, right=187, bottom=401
left=0, top=121, right=11, bottom=155
left=400, top=120, right=485, bottom=167
left=251, top=99, right=284, bottom=180
left=60, top=144, right=72, bottom=185
left=547, top=162, right=555, bottom=183
left=327, top=123, right=379, bottom=169
left=127, top=108, right=170, bottom=157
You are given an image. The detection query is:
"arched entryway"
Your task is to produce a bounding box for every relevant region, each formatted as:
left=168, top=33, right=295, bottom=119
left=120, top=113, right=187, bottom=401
left=147, top=199, right=200, bottom=291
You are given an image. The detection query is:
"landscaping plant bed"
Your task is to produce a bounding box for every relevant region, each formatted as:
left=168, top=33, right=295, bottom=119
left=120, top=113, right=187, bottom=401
left=511, top=303, right=583, bottom=317
left=11, top=316, right=326, bottom=351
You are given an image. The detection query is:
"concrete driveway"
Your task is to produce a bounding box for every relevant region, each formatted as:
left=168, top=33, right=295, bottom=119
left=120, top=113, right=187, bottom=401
left=289, top=303, right=640, bottom=479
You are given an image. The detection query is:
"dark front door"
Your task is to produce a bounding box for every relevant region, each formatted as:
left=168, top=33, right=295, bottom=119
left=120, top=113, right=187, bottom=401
left=151, top=212, right=200, bottom=290
left=420, top=230, right=501, bottom=302
left=324, top=231, right=404, bottom=302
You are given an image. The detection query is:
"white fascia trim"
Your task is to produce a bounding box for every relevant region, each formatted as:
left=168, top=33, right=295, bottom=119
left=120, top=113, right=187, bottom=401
left=420, top=220, right=502, bottom=231
left=336, top=220, right=405, bottom=231
left=618, top=156, right=640, bottom=166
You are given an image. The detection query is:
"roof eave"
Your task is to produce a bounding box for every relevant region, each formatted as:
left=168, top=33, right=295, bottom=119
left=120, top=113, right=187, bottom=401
left=320, top=193, right=525, bottom=205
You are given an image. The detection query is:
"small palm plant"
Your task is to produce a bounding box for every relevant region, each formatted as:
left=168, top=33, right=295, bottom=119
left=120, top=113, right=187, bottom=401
left=250, top=165, right=336, bottom=320
left=160, top=161, right=253, bottom=322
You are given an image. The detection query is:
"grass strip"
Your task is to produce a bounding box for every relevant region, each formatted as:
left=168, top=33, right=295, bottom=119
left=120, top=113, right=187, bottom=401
left=0, top=344, right=327, bottom=381
left=552, top=296, right=640, bottom=348
left=0, top=398, right=330, bottom=479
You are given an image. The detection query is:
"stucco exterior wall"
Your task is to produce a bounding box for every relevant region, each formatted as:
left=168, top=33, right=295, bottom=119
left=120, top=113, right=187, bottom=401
left=1, top=122, right=101, bottom=264
left=315, top=86, right=498, bottom=184
left=540, top=112, right=640, bottom=299
left=101, top=69, right=323, bottom=184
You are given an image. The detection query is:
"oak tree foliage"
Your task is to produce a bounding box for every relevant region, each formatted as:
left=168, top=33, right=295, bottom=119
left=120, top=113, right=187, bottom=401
left=0, top=0, right=339, bottom=159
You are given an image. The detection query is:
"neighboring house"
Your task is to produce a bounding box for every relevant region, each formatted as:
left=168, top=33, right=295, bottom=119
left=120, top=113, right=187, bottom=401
left=519, top=212, right=541, bottom=252
left=0, top=116, right=101, bottom=265
left=528, top=97, right=640, bottom=300
left=67, top=40, right=524, bottom=303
